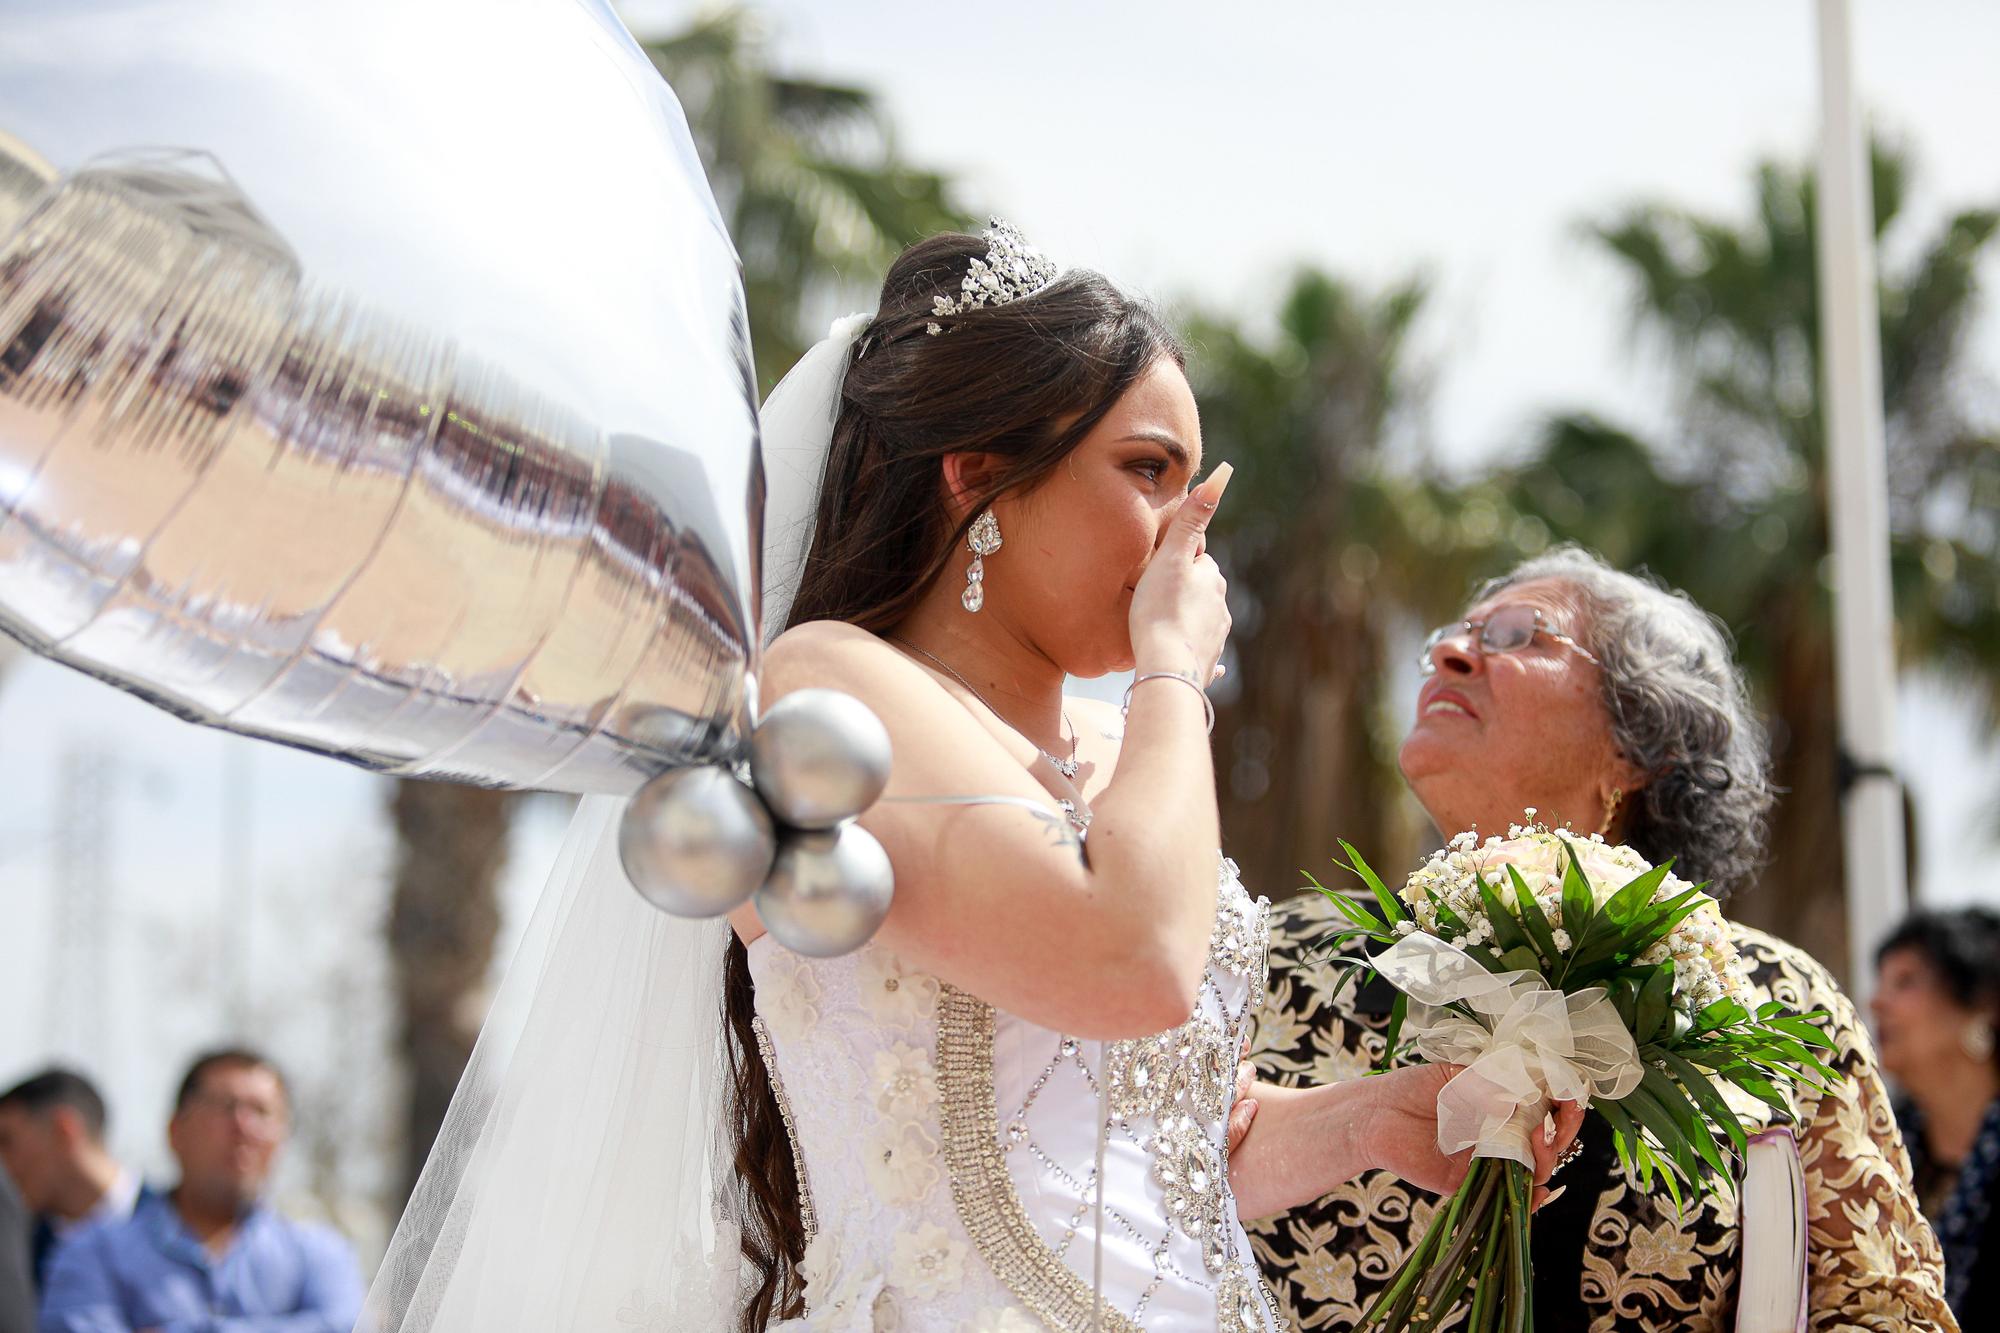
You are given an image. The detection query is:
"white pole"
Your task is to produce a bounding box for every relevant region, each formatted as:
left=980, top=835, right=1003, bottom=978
left=1814, top=0, right=1906, bottom=1004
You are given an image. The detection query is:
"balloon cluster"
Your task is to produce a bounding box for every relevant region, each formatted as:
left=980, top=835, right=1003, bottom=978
left=617, top=688, right=896, bottom=956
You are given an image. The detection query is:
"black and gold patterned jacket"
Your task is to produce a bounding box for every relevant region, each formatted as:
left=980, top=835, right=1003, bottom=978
left=1246, top=891, right=1959, bottom=1333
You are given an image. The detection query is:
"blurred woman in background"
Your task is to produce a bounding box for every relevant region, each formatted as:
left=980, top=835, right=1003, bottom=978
left=1873, top=907, right=2000, bottom=1325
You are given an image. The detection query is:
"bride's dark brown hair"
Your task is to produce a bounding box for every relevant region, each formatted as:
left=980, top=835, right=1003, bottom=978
left=723, top=229, right=1183, bottom=1328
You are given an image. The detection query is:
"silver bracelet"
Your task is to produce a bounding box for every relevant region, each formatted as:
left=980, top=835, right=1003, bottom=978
left=1121, top=670, right=1215, bottom=734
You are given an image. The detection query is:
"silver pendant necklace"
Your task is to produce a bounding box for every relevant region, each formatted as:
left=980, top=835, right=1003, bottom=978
left=889, top=636, right=1081, bottom=779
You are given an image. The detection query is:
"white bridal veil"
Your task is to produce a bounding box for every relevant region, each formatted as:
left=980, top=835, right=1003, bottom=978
left=361, top=317, right=872, bottom=1333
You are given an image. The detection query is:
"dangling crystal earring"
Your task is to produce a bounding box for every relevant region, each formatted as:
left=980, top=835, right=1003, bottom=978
left=1962, top=1020, right=1995, bottom=1063
left=962, top=509, right=1002, bottom=613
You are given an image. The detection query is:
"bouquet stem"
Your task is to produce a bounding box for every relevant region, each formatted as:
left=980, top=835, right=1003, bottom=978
left=1354, top=1158, right=1534, bottom=1331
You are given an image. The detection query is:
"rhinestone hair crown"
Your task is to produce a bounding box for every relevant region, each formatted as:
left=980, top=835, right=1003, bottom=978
left=926, top=218, right=1060, bottom=334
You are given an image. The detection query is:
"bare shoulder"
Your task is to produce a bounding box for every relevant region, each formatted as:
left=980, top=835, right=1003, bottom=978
left=764, top=620, right=903, bottom=695
left=763, top=621, right=974, bottom=741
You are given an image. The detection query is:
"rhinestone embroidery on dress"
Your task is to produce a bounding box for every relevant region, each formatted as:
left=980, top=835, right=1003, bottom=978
left=936, top=983, right=1145, bottom=1333
left=934, top=857, right=1280, bottom=1331
left=753, top=1015, right=818, bottom=1243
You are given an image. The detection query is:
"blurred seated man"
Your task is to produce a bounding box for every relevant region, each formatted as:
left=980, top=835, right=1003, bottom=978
left=38, top=1050, right=363, bottom=1333
left=0, top=1071, right=141, bottom=1294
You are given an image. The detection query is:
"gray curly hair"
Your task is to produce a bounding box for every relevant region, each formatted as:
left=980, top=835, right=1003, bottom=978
left=1470, top=546, right=1774, bottom=898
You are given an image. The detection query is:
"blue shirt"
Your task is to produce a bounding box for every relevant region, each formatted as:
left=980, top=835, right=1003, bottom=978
left=38, top=1191, right=363, bottom=1333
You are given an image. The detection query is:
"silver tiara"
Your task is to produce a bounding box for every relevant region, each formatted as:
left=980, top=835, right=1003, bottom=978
left=926, top=218, right=1059, bottom=334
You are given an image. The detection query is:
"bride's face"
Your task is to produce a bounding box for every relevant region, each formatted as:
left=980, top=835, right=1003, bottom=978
left=989, top=358, right=1204, bottom=678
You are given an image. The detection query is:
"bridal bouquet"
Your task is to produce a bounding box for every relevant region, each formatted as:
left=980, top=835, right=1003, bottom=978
left=1310, top=823, right=1838, bottom=1332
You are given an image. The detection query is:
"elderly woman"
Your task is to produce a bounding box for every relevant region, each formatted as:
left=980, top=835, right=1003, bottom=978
left=1245, top=546, right=1955, bottom=1331
left=1871, top=907, right=2000, bottom=1324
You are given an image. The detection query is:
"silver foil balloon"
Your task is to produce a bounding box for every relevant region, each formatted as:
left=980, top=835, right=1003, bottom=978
left=0, top=0, right=762, bottom=792
left=749, top=687, right=893, bottom=830
left=755, top=823, right=896, bottom=957
left=618, top=765, right=776, bottom=918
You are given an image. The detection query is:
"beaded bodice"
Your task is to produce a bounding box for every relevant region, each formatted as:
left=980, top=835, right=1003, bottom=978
left=748, top=857, right=1281, bottom=1331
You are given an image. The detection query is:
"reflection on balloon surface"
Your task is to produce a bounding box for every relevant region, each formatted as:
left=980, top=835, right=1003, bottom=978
left=0, top=0, right=762, bottom=793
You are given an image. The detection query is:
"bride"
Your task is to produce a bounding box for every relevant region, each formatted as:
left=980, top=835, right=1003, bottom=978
left=365, top=222, right=1579, bottom=1333
left=729, top=222, right=1584, bottom=1331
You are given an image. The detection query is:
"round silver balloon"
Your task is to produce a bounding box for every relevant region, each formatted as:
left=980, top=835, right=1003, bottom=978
left=0, top=0, right=759, bottom=793
left=755, top=824, right=896, bottom=958
left=619, top=766, right=776, bottom=919
left=749, top=688, right=894, bottom=830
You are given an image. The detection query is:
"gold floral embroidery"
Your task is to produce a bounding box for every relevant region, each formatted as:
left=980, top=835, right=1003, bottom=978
left=1248, top=895, right=1962, bottom=1333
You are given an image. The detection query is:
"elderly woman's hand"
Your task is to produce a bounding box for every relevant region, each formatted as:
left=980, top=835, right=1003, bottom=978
left=1361, top=1064, right=1585, bottom=1208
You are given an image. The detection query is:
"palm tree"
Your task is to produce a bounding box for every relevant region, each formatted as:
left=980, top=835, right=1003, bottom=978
left=1190, top=270, right=1448, bottom=899
left=1507, top=141, right=2000, bottom=977
left=380, top=6, right=969, bottom=1204
left=636, top=7, right=968, bottom=392
left=385, top=781, right=509, bottom=1202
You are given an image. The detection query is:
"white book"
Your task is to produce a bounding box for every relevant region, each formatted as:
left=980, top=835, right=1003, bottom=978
left=1736, top=1126, right=1808, bottom=1333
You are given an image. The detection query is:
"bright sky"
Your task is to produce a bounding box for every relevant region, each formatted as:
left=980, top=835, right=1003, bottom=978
left=1, top=0, right=1996, bottom=1236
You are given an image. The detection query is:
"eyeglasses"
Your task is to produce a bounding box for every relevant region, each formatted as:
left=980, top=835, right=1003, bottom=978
left=1417, top=604, right=1600, bottom=676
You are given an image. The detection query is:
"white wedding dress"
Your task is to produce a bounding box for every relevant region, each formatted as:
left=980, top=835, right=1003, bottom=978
left=749, top=855, right=1283, bottom=1332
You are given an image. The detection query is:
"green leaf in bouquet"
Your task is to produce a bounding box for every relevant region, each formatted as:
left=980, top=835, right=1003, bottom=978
left=1559, top=849, right=1597, bottom=943
left=1714, top=1064, right=1797, bottom=1120
left=1304, top=955, right=1372, bottom=1006
left=1607, top=975, right=1643, bottom=1030
left=1430, top=895, right=1471, bottom=937
left=1306, top=870, right=1389, bottom=934
left=1597, top=1098, right=1638, bottom=1168
left=1762, top=1013, right=1838, bottom=1051
left=1733, top=1049, right=1832, bottom=1098
left=1475, top=875, right=1535, bottom=955
left=1499, top=945, right=1542, bottom=973
left=1623, top=1080, right=1706, bottom=1188
left=1691, top=997, right=1749, bottom=1035
left=1504, top=865, right=1563, bottom=961
left=1747, top=1029, right=1842, bottom=1083
left=1622, top=886, right=1711, bottom=959
left=1635, top=963, right=1675, bottom=1044
left=1641, top=1066, right=1730, bottom=1181
left=1756, top=999, right=1788, bottom=1020
left=1655, top=1047, right=1749, bottom=1155
left=1649, top=1140, right=1687, bottom=1215
left=1336, top=839, right=1409, bottom=926
left=1376, top=992, right=1408, bottom=1072
left=1598, top=859, right=1676, bottom=928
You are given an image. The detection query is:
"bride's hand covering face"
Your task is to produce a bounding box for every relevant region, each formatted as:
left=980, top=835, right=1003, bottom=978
left=947, top=358, right=1232, bottom=684
left=742, top=232, right=1232, bottom=1043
